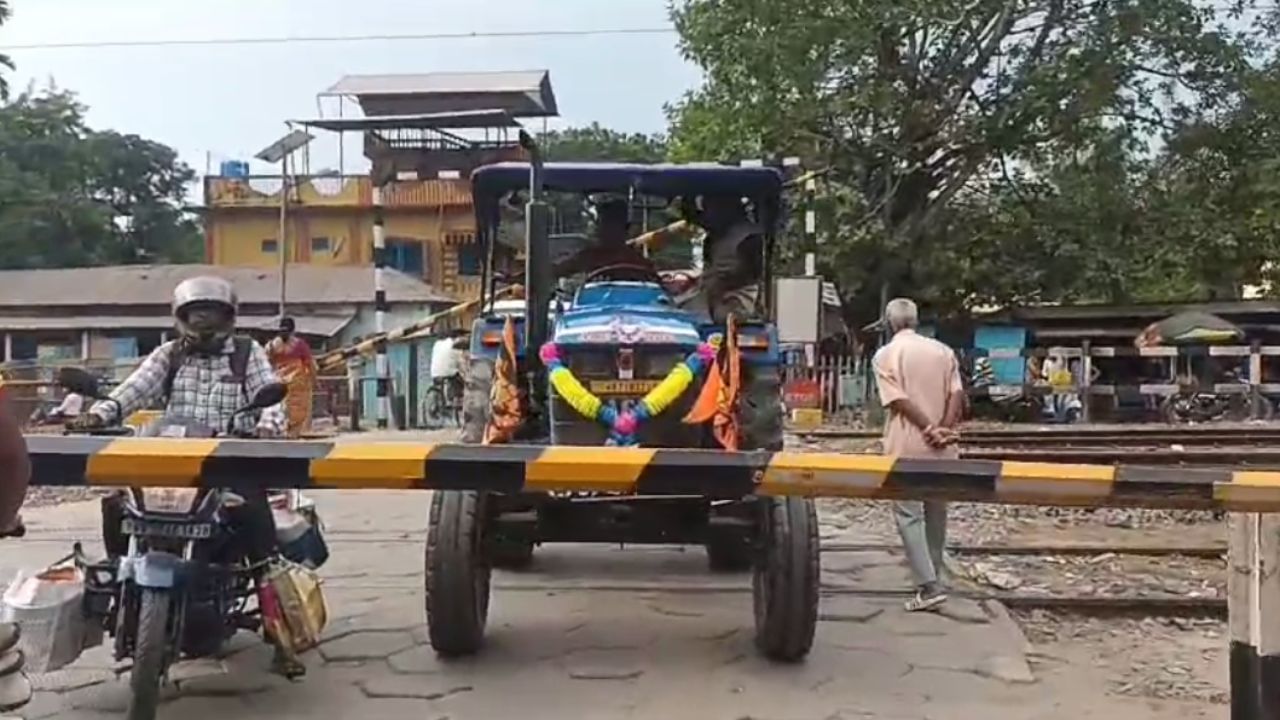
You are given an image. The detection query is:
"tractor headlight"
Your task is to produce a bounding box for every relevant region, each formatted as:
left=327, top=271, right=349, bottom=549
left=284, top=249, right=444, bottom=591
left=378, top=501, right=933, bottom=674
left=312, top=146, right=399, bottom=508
left=140, top=488, right=201, bottom=514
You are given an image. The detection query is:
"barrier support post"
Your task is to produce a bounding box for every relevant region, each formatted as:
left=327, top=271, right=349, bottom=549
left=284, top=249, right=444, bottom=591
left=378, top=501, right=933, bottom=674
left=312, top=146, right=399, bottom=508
left=1081, top=340, right=1092, bottom=423
left=1229, top=512, right=1280, bottom=719
left=1251, top=340, right=1264, bottom=420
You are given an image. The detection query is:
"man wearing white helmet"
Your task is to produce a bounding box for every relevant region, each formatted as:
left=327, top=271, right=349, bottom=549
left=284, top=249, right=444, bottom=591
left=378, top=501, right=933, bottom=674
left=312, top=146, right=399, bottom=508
left=72, top=276, right=300, bottom=675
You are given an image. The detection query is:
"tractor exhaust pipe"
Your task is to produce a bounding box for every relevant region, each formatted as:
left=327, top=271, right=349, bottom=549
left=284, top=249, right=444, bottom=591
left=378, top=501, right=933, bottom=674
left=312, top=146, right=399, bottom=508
left=520, top=131, right=552, bottom=411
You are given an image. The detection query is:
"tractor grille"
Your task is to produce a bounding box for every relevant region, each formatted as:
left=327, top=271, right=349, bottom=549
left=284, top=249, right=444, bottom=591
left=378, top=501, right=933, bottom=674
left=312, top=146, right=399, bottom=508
left=563, top=348, right=688, bottom=380
left=565, top=350, right=614, bottom=379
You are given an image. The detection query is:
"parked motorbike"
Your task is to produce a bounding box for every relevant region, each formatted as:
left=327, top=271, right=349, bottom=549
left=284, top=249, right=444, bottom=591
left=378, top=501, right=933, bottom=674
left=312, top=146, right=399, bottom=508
left=56, top=367, right=289, bottom=720
left=1159, top=372, right=1276, bottom=424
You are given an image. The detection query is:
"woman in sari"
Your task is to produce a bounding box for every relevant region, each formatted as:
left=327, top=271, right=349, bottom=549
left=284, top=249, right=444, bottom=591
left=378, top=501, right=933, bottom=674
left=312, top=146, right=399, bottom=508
left=266, top=317, right=317, bottom=438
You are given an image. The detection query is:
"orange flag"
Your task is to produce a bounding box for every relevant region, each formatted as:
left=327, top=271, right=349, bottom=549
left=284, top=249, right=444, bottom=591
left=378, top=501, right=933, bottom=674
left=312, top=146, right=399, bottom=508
left=684, top=315, right=741, bottom=450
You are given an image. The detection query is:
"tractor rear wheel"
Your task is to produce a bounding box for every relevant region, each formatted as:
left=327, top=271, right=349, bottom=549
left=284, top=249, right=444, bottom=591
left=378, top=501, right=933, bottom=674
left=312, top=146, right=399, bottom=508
left=461, top=358, right=494, bottom=444
left=705, top=362, right=783, bottom=571
left=752, top=496, right=819, bottom=663
left=739, top=363, right=785, bottom=451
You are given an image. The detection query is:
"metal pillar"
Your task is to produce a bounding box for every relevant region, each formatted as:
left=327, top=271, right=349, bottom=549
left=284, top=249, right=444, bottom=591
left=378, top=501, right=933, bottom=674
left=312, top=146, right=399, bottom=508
left=1229, top=512, right=1280, bottom=719
left=372, top=184, right=391, bottom=430
left=277, top=153, right=289, bottom=318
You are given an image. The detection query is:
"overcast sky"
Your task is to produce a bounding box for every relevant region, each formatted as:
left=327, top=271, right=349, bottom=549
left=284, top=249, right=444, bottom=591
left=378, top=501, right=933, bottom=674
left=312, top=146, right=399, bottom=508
left=0, top=0, right=701, bottom=176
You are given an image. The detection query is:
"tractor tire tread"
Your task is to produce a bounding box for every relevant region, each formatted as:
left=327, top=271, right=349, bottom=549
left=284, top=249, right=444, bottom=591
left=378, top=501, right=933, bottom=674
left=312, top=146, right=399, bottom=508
left=424, top=491, right=490, bottom=656
left=753, top=496, right=819, bottom=662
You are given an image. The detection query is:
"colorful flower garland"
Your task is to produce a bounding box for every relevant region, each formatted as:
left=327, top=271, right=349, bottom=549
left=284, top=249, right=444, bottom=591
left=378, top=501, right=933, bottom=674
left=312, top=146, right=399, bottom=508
left=540, top=341, right=717, bottom=446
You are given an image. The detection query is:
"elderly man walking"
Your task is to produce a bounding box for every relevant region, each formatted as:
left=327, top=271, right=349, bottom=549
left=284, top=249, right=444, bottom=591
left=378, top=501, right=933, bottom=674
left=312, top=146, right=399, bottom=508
left=872, top=298, right=966, bottom=611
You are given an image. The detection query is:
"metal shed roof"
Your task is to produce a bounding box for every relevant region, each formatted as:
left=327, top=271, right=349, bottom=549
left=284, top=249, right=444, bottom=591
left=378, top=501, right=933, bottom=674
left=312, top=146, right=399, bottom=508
left=0, top=313, right=355, bottom=338
left=293, top=110, right=520, bottom=132
left=325, top=70, right=558, bottom=118
left=0, top=265, right=455, bottom=308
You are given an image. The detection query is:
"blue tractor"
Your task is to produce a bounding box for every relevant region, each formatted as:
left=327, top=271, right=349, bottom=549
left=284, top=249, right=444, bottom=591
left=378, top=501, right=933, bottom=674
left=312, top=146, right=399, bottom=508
left=423, top=135, right=817, bottom=662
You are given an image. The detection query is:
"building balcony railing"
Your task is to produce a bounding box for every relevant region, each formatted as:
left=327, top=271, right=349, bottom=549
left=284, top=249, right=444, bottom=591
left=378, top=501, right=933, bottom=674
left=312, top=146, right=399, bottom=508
left=204, top=175, right=474, bottom=210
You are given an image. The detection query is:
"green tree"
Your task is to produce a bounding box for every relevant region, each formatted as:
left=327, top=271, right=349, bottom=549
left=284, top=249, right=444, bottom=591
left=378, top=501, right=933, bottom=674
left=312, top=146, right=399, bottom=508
left=541, top=123, right=666, bottom=163
left=668, top=0, right=1258, bottom=317
left=0, top=88, right=201, bottom=269
left=0, top=1, right=12, bottom=100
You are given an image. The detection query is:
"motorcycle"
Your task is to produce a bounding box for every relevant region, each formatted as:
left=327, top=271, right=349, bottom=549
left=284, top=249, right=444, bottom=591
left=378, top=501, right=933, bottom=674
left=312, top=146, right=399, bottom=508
left=1159, top=372, right=1276, bottom=424
left=56, top=367, right=289, bottom=720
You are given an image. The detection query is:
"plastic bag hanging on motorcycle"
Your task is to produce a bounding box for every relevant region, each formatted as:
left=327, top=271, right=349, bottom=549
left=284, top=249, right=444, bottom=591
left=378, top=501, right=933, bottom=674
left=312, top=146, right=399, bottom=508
left=259, top=560, right=328, bottom=656
left=1, top=565, right=103, bottom=672
left=271, top=491, right=329, bottom=570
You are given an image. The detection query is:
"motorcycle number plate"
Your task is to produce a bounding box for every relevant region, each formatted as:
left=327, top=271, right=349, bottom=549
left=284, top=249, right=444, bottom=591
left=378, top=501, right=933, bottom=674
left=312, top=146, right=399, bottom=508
left=589, top=380, right=659, bottom=396
left=121, top=519, right=212, bottom=539
left=159, top=425, right=187, bottom=438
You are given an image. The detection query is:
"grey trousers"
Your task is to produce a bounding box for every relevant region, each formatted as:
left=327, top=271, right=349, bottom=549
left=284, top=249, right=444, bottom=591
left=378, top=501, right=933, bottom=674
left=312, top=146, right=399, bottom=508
left=893, top=500, right=948, bottom=587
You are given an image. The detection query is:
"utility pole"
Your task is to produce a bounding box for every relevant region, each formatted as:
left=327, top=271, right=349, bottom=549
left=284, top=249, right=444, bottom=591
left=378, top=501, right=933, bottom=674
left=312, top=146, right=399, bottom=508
left=277, top=152, right=289, bottom=318
left=254, top=128, right=313, bottom=321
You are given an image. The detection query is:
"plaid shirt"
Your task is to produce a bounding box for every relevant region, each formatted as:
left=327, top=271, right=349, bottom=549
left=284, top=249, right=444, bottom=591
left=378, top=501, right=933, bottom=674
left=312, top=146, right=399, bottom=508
left=90, top=338, right=287, bottom=436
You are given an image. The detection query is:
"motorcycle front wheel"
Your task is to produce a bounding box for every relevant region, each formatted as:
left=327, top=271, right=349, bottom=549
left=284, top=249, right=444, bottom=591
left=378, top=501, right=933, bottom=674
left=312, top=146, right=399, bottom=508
left=127, top=588, right=172, bottom=720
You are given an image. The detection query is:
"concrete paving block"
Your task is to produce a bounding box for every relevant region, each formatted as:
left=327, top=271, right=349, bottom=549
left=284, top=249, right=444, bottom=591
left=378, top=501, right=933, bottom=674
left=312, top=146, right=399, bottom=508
left=818, top=597, right=888, bottom=624
left=30, top=667, right=115, bottom=693
left=167, top=658, right=227, bottom=683
left=62, top=677, right=178, bottom=713
left=177, top=670, right=289, bottom=697
left=935, top=598, right=991, bottom=625
left=975, top=654, right=1037, bottom=685
left=562, top=648, right=646, bottom=681
left=318, top=631, right=417, bottom=662
left=386, top=645, right=443, bottom=675
left=357, top=675, right=473, bottom=700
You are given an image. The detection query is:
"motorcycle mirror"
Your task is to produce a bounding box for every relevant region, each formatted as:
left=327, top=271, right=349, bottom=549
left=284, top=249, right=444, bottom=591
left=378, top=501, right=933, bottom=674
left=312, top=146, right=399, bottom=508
left=57, top=367, right=103, bottom=399
left=245, top=382, right=288, bottom=411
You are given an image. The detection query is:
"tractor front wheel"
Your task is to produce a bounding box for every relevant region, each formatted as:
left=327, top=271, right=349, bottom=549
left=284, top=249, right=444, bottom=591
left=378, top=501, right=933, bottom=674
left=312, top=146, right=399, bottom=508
left=424, top=491, right=491, bottom=656
left=752, top=496, right=819, bottom=663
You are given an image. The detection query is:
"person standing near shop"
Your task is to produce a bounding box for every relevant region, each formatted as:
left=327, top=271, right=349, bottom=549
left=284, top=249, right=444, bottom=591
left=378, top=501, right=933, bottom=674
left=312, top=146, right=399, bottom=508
left=267, top=317, right=318, bottom=438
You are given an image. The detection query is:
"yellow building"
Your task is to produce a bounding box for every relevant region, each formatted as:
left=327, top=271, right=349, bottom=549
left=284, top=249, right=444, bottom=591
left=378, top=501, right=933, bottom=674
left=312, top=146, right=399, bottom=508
left=203, top=174, right=486, bottom=299
left=205, top=70, right=561, bottom=302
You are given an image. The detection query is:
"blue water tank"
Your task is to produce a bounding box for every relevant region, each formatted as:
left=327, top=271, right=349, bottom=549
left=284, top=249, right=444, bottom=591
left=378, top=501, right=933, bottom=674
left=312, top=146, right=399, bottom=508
left=220, top=160, right=249, bottom=178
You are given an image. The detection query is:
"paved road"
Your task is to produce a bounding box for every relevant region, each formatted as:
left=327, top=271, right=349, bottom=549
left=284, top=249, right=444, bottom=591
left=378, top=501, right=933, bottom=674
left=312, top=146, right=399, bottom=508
left=2, top=430, right=1222, bottom=719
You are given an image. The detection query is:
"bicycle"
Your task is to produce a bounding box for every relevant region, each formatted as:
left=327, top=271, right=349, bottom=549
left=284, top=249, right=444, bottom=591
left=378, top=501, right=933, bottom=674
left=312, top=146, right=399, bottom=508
left=423, top=374, right=463, bottom=428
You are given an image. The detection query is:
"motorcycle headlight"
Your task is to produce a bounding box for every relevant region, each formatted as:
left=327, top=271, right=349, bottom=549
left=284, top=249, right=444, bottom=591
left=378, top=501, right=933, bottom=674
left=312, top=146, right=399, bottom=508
left=140, top=488, right=201, bottom=514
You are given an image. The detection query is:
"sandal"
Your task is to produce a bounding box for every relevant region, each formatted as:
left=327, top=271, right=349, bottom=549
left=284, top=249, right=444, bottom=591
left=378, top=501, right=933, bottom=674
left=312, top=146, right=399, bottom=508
left=0, top=518, right=25, bottom=540
left=904, top=584, right=948, bottom=612
left=271, top=647, right=306, bottom=680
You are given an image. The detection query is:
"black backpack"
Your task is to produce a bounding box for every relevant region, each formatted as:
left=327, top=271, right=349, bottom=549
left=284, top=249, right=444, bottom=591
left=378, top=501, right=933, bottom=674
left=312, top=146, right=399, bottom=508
left=162, top=336, right=255, bottom=404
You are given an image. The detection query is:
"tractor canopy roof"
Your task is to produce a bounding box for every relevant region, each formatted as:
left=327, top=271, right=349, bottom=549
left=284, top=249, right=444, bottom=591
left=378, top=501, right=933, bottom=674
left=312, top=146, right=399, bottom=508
left=471, top=161, right=785, bottom=229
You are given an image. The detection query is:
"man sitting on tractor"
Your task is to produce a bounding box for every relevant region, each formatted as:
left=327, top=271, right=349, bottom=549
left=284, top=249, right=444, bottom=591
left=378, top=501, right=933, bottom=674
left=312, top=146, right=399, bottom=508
left=552, top=195, right=656, bottom=279
left=678, top=194, right=765, bottom=321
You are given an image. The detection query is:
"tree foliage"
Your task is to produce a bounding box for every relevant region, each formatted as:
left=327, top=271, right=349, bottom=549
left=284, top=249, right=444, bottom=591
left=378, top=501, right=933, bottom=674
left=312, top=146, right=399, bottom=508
left=0, top=1, right=12, bottom=101
left=541, top=123, right=666, bottom=164
left=0, top=88, right=201, bottom=269
left=668, top=0, right=1278, bottom=319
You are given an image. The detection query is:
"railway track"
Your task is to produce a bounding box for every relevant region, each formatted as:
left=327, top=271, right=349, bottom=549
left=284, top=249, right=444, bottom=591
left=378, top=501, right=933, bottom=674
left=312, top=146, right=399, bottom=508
left=797, top=424, right=1280, bottom=464
left=826, top=541, right=1226, bottom=618
left=800, top=425, right=1280, bottom=443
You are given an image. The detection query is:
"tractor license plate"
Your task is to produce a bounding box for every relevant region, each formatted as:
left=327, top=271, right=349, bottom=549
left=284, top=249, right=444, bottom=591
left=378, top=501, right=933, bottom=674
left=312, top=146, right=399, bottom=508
left=589, top=380, right=660, bottom=395
left=121, top=519, right=213, bottom=539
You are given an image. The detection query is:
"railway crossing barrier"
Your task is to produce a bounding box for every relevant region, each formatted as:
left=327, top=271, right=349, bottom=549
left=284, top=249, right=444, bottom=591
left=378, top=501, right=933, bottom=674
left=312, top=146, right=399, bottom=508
left=21, top=434, right=1280, bottom=717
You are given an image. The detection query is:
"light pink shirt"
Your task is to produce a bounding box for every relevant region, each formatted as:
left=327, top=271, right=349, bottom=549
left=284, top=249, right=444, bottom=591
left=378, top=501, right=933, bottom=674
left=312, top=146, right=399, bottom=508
left=873, top=329, right=963, bottom=459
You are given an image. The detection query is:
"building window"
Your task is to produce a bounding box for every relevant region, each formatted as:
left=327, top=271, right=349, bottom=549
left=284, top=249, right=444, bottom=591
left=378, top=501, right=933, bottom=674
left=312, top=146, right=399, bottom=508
left=311, top=236, right=331, bottom=254
left=261, top=238, right=278, bottom=254
left=457, top=242, right=482, bottom=276
left=386, top=238, right=426, bottom=277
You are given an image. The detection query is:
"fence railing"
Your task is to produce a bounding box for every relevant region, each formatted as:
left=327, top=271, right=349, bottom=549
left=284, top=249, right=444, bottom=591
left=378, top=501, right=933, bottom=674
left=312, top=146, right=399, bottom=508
left=782, top=352, right=865, bottom=417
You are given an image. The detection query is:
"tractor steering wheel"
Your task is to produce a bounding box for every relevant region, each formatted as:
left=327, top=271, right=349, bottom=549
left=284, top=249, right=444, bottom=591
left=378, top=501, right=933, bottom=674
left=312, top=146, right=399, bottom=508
left=582, top=263, right=664, bottom=285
